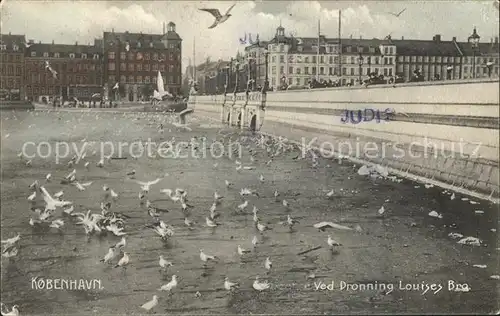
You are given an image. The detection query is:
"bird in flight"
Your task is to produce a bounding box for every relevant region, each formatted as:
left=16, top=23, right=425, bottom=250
left=387, top=8, right=406, bottom=17
left=45, top=61, right=58, bottom=79
left=199, top=4, right=236, bottom=29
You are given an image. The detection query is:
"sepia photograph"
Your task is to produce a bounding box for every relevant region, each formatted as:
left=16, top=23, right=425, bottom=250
left=0, top=0, right=499, bottom=315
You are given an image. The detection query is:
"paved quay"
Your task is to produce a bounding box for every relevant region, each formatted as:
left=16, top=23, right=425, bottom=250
left=0, top=108, right=498, bottom=315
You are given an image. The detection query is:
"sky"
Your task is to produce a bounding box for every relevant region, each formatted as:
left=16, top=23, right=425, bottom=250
left=1, top=0, right=499, bottom=69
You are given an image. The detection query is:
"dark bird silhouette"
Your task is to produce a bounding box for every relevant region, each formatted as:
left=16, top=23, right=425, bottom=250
left=199, top=4, right=236, bottom=29
left=387, top=8, right=406, bottom=17
left=239, top=33, right=247, bottom=44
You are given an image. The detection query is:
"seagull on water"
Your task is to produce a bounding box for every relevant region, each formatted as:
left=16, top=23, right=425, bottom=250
left=225, top=180, right=232, bottom=188
left=252, top=235, right=259, bottom=248
left=206, top=217, right=218, bottom=227
left=327, top=235, right=342, bottom=250
left=49, top=219, right=64, bottom=230
left=159, top=255, right=173, bottom=269
left=100, top=246, right=117, bottom=264
left=115, top=252, right=129, bottom=268
left=0, top=304, right=19, bottom=316
left=200, top=249, right=217, bottom=264
left=252, top=207, right=259, bottom=223
left=46, top=173, right=52, bottom=182
left=224, top=277, right=239, bottom=290
left=256, top=221, right=269, bottom=232
left=74, top=181, right=92, bottom=191
left=264, top=257, right=272, bottom=271
left=159, top=275, right=178, bottom=292
left=1, top=234, right=20, bottom=248
left=253, top=276, right=270, bottom=291
left=237, top=245, right=251, bottom=256
left=140, top=295, right=158, bottom=311
left=27, top=191, right=36, bottom=201
left=53, top=190, right=64, bottom=199
left=238, top=200, right=248, bottom=212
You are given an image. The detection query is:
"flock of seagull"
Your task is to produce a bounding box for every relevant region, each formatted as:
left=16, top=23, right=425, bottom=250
left=0, top=108, right=496, bottom=315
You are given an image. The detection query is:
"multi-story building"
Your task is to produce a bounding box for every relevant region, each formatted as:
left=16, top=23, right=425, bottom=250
left=103, top=22, right=182, bottom=101
left=24, top=40, right=103, bottom=102
left=0, top=33, right=26, bottom=100
left=458, top=28, right=499, bottom=79
left=244, top=40, right=269, bottom=89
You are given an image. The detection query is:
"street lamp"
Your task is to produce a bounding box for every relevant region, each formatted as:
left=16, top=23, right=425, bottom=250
left=468, top=27, right=480, bottom=79
left=262, top=49, right=270, bottom=93
left=357, top=54, right=364, bottom=85
left=486, top=61, right=493, bottom=78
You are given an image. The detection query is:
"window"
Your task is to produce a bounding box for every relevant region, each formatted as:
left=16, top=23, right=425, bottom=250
left=82, top=53, right=87, bottom=59
left=384, top=68, right=388, bottom=76
left=342, top=68, right=346, bottom=75
left=144, top=64, right=150, bottom=71
left=160, top=53, right=166, bottom=60
left=329, top=67, right=333, bottom=75
left=298, top=46, right=303, bottom=52
left=145, top=76, right=150, bottom=83
left=136, top=76, right=142, bottom=83
left=430, top=56, right=435, bottom=62
left=94, top=54, right=99, bottom=59
left=108, top=52, right=115, bottom=59
left=436, top=56, right=441, bottom=62
left=160, top=64, right=165, bottom=71
left=389, top=68, right=393, bottom=76
left=69, top=53, right=75, bottom=59
left=120, top=75, right=126, bottom=83
left=329, top=56, right=333, bottom=64
left=346, top=46, right=352, bottom=53
left=128, top=76, right=134, bottom=83
left=443, top=57, right=448, bottom=63
left=350, top=57, right=354, bottom=64
left=289, top=67, right=293, bottom=74
left=271, top=56, right=276, bottom=63
left=169, top=65, right=174, bottom=73
left=128, top=63, right=134, bottom=71
left=296, top=77, right=300, bottom=85
left=424, top=56, right=429, bottom=62
left=304, top=67, right=309, bottom=74
left=169, top=53, right=174, bottom=61
left=144, top=53, right=150, bottom=60
left=312, top=56, right=316, bottom=63
left=279, top=45, right=284, bottom=52
left=320, top=56, right=324, bottom=64
left=280, top=66, right=284, bottom=74
left=288, top=77, right=292, bottom=84
left=369, top=47, right=375, bottom=53
left=375, top=57, right=379, bottom=64
left=12, top=45, right=19, bottom=51
left=128, top=53, right=134, bottom=60
left=464, top=66, right=468, bottom=73
left=271, top=66, right=276, bottom=75
left=43, top=52, right=49, bottom=57
left=279, top=55, right=284, bottom=63
left=312, top=67, right=316, bottom=75
left=54, top=53, right=60, bottom=58
left=153, top=53, right=158, bottom=60
left=120, top=52, right=126, bottom=60
left=31, top=51, right=37, bottom=57
left=109, top=75, right=115, bottom=83
left=108, top=63, right=115, bottom=70
left=350, top=68, right=354, bottom=75
left=152, top=64, right=158, bottom=71
left=0, top=45, right=6, bottom=50
left=271, top=78, right=276, bottom=86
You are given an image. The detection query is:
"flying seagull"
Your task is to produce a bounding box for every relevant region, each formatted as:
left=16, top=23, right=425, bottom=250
left=199, top=4, right=236, bottom=29
left=45, top=61, right=58, bottom=79
left=387, top=8, right=406, bottom=17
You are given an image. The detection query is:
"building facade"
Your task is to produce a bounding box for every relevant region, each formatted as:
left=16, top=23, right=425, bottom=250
left=103, top=22, right=182, bottom=101
left=0, top=33, right=26, bottom=100
left=24, top=40, right=103, bottom=102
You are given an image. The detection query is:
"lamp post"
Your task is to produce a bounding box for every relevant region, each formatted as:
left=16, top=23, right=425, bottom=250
left=357, top=54, right=364, bottom=85
left=263, top=49, right=269, bottom=93
left=469, top=27, right=480, bottom=79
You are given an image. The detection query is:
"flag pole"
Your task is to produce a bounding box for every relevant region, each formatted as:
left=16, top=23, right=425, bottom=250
left=338, top=10, right=342, bottom=85
left=317, top=19, right=320, bottom=81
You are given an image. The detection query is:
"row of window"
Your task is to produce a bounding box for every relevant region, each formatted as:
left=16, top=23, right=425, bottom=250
left=397, top=55, right=498, bottom=64
left=0, top=44, right=20, bottom=51
left=0, top=54, right=23, bottom=62
left=270, top=54, right=395, bottom=65
left=26, top=73, right=101, bottom=85
left=29, top=52, right=100, bottom=59
left=25, top=63, right=102, bottom=72
left=25, top=86, right=56, bottom=96
left=107, top=51, right=179, bottom=62
left=108, top=75, right=181, bottom=85
left=0, top=78, right=21, bottom=88
left=271, top=65, right=393, bottom=76
left=107, top=63, right=179, bottom=72
left=268, top=43, right=395, bottom=55
left=0, top=65, right=23, bottom=76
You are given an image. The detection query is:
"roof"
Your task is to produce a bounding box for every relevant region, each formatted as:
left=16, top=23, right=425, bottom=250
left=391, top=39, right=463, bottom=56
left=103, top=30, right=181, bottom=51
left=0, top=34, right=26, bottom=52
left=25, top=43, right=102, bottom=58
left=458, top=41, right=500, bottom=56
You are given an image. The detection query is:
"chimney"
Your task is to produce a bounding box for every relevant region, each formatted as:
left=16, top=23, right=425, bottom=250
left=28, top=39, right=34, bottom=44
left=433, top=34, right=441, bottom=42
left=495, top=37, right=499, bottom=44
left=401, top=36, right=404, bottom=40
left=452, top=36, right=456, bottom=42
left=163, top=22, right=166, bottom=34
left=39, top=41, right=41, bottom=44
left=112, top=28, right=114, bottom=33
left=75, top=41, right=78, bottom=46
left=9, top=32, right=11, bottom=35
left=52, top=40, right=54, bottom=45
